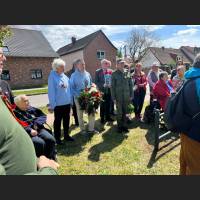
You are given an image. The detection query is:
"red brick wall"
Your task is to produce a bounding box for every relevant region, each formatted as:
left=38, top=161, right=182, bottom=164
left=3, top=57, right=54, bottom=89
left=83, top=32, right=117, bottom=79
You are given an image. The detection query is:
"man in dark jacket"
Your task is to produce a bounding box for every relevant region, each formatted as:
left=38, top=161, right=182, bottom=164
left=95, top=59, right=114, bottom=124
left=0, top=47, right=14, bottom=104
left=178, top=54, right=200, bottom=175
left=14, top=95, right=56, bottom=160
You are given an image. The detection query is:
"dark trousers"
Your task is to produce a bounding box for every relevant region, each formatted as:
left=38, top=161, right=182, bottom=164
left=100, top=89, right=112, bottom=122
left=110, top=99, right=115, bottom=115
left=31, top=129, right=56, bottom=159
left=132, top=89, right=146, bottom=116
left=54, top=104, right=70, bottom=142
left=72, top=99, right=79, bottom=126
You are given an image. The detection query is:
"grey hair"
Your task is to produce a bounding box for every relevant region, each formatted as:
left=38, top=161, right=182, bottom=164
left=101, top=59, right=111, bottom=65
left=73, top=58, right=84, bottom=66
left=193, top=53, right=200, bottom=68
left=14, top=95, right=27, bottom=106
left=52, top=58, right=66, bottom=71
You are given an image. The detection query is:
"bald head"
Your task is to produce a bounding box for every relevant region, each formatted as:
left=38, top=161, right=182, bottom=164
left=0, top=47, right=6, bottom=75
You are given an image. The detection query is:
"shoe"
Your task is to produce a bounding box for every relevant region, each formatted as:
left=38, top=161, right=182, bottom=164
left=64, top=136, right=75, bottom=142
left=122, top=127, right=129, bottom=133
left=106, top=118, right=114, bottom=122
left=56, top=140, right=64, bottom=145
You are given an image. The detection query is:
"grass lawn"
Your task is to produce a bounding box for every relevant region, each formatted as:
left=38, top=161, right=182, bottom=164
left=40, top=104, right=181, bottom=175
left=13, top=88, right=47, bottom=96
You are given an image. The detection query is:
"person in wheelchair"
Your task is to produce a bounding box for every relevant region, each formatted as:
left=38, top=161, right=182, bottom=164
left=13, top=95, right=57, bottom=160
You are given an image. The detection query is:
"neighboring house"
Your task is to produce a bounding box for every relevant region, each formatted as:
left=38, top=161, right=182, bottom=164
left=140, top=47, right=191, bottom=73
left=57, top=30, right=117, bottom=79
left=2, top=28, right=58, bottom=89
left=180, top=46, right=200, bottom=63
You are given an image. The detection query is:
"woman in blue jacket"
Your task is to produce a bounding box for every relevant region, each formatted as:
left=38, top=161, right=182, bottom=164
left=48, top=58, right=73, bottom=145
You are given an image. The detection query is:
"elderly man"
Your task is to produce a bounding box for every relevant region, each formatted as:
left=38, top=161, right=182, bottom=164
left=147, top=62, right=162, bottom=102
left=95, top=59, right=114, bottom=124
left=0, top=47, right=59, bottom=175
left=0, top=47, right=14, bottom=104
left=14, top=95, right=57, bottom=160
left=70, top=58, right=99, bottom=135
left=111, top=60, right=133, bottom=133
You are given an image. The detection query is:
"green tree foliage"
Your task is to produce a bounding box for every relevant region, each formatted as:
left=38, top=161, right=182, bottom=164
left=117, top=49, right=122, bottom=58
left=0, top=26, right=12, bottom=47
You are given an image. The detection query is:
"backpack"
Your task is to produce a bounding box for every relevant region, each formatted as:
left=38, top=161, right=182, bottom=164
left=164, top=77, right=200, bottom=132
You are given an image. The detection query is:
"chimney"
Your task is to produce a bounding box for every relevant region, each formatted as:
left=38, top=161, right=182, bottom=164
left=71, top=36, right=76, bottom=45
left=162, top=46, right=165, bottom=51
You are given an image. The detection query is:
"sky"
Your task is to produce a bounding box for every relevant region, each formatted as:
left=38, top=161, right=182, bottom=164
left=11, top=25, right=200, bottom=52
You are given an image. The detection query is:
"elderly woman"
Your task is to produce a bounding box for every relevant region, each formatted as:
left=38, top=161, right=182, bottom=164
left=70, top=58, right=99, bottom=135
left=132, top=63, right=147, bottom=121
left=48, top=58, right=73, bottom=145
left=13, top=95, right=56, bottom=160
left=153, top=71, right=174, bottom=111
left=172, top=65, right=186, bottom=91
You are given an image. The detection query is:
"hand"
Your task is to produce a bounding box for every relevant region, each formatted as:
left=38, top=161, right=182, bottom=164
left=103, top=83, right=107, bottom=88
left=31, top=129, right=38, bottom=137
left=37, top=156, right=60, bottom=171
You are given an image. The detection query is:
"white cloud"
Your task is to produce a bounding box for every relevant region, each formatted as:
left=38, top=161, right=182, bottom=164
left=158, top=34, right=200, bottom=49
left=187, top=25, right=200, bottom=28
left=174, top=28, right=199, bottom=36
left=10, top=25, right=166, bottom=51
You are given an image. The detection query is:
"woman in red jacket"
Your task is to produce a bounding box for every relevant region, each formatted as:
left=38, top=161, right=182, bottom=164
left=132, top=63, right=147, bottom=120
left=153, top=71, right=174, bottom=111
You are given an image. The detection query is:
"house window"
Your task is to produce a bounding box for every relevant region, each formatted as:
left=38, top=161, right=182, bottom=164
left=1, top=70, right=10, bottom=80
left=2, top=46, right=9, bottom=53
left=31, top=69, right=43, bottom=79
left=97, top=51, right=105, bottom=59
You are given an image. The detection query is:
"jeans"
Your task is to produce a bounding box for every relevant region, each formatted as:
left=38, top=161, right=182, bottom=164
left=132, top=89, right=146, bottom=116
left=54, top=104, right=71, bottom=142
left=31, top=129, right=56, bottom=159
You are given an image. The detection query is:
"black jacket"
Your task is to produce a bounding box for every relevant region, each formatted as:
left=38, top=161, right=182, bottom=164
left=14, top=106, right=47, bottom=136
left=0, top=79, right=14, bottom=104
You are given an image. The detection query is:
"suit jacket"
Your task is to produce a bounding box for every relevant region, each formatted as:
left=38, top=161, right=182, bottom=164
left=95, top=68, right=113, bottom=92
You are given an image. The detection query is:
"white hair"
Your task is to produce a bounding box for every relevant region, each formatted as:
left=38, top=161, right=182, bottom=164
left=101, top=59, right=110, bottom=65
left=52, top=58, right=66, bottom=71
left=14, top=95, right=27, bottom=106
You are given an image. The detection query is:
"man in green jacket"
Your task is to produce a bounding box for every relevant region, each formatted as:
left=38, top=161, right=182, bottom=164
left=111, top=60, right=133, bottom=133
left=0, top=47, right=59, bottom=175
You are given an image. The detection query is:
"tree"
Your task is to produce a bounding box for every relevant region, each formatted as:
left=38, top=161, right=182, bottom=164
left=126, top=28, right=158, bottom=63
left=117, top=49, right=122, bottom=58
left=0, top=25, right=12, bottom=47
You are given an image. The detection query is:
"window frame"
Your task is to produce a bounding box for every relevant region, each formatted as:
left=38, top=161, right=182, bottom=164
left=31, top=69, right=43, bottom=80
left=97, top=50, right=105, bottom=60
left=1, top=69, right=10, bottom=81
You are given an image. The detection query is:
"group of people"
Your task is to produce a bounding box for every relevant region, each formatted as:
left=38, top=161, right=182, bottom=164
left=1, top=43, right=200, bottom=175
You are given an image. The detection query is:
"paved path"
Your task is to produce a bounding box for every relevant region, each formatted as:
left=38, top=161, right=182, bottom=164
left=29, top=94, right=49, bottom=108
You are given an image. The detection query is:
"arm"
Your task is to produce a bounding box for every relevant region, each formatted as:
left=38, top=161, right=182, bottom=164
left=129, top=78, right=133, bottom=99
left=48, top=74, right=56, bottom=110
left=153, top=84, right=169, bottom=98
left=6, top=82, right=14, bottom=104
left=25, top=167, right=58, bottom=175
left=30, top=107, right=47, bottom=128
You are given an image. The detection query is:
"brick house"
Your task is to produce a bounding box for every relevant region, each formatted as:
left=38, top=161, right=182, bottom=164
left=57, top=30, right=117, bottom=79
left=2, top=28, right=58, bottom=89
